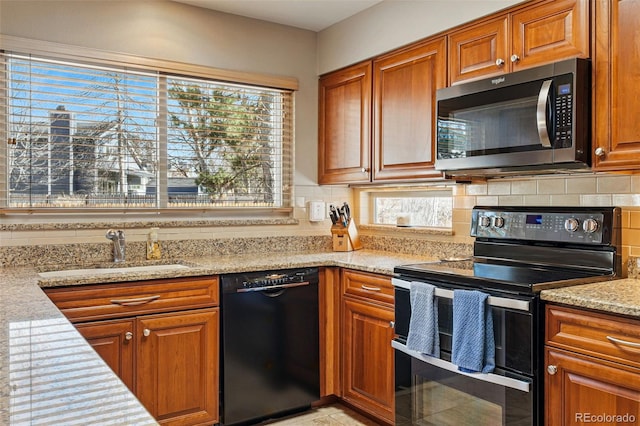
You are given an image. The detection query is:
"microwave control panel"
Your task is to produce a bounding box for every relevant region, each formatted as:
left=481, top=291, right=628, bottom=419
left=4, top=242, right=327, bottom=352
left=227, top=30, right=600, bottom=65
left=553, top=73, right=574, bottom=148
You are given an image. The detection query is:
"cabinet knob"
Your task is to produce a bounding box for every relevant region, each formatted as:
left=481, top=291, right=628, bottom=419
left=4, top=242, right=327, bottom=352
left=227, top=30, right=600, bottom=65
left=547, top=365, right=558, bottom=375
left=495, top=58, right=505, bottom=67
left=510, top=54, right=520, bottom=63
left=360, top=167, right=370, bottom=173
left=389, top=321, right=395, bottom=329
left=125, top=331, right=133, bottom=341
left=143, top=328, right=151, bottom=337
left=594, top=147, right=606, bottom=158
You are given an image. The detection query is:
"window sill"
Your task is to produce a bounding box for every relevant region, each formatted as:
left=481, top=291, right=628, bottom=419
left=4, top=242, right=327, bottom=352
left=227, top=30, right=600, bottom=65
left=358, top=224, right=453, bottom=236
left=0, top=208, right=298, bottom=231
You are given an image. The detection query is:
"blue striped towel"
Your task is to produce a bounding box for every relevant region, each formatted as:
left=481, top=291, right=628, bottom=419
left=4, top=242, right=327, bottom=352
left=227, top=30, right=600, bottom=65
left=406, top=282, right=439, bottom=357
left=451, top=289, right=495, bottom=373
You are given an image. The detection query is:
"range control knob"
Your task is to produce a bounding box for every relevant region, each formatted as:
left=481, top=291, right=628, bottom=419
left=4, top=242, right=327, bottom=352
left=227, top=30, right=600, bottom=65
left=479, top=215, right=491, bottom=228
left=493, top=216, right=505, bottom=228
left=564, top=218, right=580, bottom=232
left=583, top=218, right=599, bottom=233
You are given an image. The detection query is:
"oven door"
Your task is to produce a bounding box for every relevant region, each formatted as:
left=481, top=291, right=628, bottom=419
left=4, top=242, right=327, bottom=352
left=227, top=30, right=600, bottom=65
left=394, top=340, right=535, bottom=425
left=392, top=278, right=538, bottom=376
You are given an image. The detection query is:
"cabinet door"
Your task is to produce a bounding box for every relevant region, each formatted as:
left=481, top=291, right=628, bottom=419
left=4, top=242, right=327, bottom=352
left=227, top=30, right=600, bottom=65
left=136, top=308, right=219, bottom=426
left=373, top=37, right=446, bottom=181
left=511, top=0, right=589, bottom=71
left=593, top=0, right=640, bottom=170
left=76, top=319, right=135, bottom=391
left=318, top=61, right=372, bottom=184
left=342, top=297, right=395, bottom=424
left=545, top=348, right=640, bottom=425
left=448, top=16, right=509, bottom=84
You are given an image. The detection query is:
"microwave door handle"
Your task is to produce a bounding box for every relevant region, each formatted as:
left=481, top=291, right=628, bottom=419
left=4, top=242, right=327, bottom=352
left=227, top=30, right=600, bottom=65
left=536, top=80, right=553, bottom=148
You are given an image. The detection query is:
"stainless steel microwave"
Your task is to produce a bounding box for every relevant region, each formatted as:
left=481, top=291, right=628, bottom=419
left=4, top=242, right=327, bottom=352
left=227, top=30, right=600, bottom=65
left=435, top=58, right=590, bottom=178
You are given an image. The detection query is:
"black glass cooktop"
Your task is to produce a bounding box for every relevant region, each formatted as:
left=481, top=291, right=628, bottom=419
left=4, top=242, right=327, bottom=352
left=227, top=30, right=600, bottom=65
left=394, top=259, right=610, bottom=293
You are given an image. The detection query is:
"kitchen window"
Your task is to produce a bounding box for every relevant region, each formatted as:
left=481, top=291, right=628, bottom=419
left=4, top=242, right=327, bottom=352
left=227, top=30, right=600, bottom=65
left=0, top=50, right=294, bottom=211
left=369, top=189, right=452, bottom=228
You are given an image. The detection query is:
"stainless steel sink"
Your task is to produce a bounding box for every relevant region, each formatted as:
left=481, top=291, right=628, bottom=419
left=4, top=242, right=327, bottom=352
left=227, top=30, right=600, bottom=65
left=38, top=264, right=191, bottom=279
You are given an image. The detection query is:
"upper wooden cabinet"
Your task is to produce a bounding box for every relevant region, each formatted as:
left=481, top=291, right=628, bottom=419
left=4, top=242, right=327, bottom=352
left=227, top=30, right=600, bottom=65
left=592, top=0, right=640, bottom=170
left=318, top=61, right=372, bottom=184
left=318, top=37, right=446, bottom=184
left=449, top=0, right=589, bottom=84
left=372, top=37, right=446, bottom=181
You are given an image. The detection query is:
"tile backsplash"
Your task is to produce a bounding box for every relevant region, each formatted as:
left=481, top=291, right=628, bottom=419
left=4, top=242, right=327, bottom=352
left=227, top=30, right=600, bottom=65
left=2, top=174, right=640, bottom=274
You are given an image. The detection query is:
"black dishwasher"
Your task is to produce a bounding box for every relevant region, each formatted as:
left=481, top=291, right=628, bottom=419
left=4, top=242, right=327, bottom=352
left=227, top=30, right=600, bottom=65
left=220, top=267, right=320, bottom=425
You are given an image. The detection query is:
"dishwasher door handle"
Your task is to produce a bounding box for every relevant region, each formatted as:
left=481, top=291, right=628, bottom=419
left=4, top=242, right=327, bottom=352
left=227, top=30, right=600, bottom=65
left=236, top=281, right=311, bottom=293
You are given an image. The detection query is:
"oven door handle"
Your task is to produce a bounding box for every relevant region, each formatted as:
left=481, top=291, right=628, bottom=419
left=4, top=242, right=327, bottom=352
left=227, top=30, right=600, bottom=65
left=392, top=340, right=531, bottom=393
left=392, top=278, right=531, bottom=312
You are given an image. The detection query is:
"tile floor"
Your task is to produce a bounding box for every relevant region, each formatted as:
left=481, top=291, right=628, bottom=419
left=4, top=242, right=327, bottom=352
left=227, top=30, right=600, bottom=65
left=260, top=404, right=382, bottom=425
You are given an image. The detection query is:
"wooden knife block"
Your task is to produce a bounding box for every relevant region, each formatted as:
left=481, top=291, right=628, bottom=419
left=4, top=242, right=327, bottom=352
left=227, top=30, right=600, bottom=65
left=331, top=220, right=362, bottom=252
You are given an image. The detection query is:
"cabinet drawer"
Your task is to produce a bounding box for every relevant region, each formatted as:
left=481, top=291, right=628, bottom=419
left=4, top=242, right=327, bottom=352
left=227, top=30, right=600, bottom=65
left=342, top=269, right=393, bottom=305
left=546, top=304, right=640, bottom=369
left=45, top=276, right=219, bottom=322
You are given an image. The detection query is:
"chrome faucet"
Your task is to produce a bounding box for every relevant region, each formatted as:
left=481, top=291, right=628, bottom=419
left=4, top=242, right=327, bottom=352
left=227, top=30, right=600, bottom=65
left=106, top=229, right=126, bottom=263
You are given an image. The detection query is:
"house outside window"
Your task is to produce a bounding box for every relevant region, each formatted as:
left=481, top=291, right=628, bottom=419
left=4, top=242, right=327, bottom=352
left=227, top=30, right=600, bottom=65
left=1, top=52, right=294, bottom=210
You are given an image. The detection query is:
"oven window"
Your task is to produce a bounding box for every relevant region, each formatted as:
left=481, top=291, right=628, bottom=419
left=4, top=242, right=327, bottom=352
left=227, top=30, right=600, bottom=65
left=396, top=350, right=533, bottom=426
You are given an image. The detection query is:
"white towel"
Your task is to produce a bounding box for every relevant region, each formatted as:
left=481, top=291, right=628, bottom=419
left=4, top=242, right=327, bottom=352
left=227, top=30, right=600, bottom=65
left=406, top=282, right=439, bottom=357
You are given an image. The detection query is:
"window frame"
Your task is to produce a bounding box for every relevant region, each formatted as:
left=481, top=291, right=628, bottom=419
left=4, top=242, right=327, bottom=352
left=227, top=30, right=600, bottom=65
left=366, top=187, right=454, bottom=229
left=0, top=35, right=298, bottom=215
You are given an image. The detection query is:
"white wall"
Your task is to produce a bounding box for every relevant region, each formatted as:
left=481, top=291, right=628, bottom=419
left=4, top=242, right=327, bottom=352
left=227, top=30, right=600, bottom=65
left=317, top=0, right=523, bottom=74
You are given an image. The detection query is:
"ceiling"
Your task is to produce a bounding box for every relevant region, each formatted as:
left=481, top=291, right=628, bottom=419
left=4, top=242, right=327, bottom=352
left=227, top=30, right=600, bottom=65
left=171, top=0, right=385, bottom=31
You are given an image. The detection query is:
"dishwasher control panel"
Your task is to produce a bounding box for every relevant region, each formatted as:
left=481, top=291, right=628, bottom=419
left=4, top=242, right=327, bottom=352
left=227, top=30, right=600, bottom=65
left=221, top=267, right=319, bottom=293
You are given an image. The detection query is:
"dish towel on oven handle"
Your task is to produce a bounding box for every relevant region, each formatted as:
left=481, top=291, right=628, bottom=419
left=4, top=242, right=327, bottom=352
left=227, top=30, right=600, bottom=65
left=451, top=289, right=495, bottom=373
left=406, top=281, right=440, bottom=357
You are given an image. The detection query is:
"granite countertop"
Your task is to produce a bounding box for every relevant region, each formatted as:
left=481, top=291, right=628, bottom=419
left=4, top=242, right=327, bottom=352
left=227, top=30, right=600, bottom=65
left=3, top=248, right=639, bottom=425
left=541, top=278, right=640, bottom=318
left=0, top=249, right=432, bottom=425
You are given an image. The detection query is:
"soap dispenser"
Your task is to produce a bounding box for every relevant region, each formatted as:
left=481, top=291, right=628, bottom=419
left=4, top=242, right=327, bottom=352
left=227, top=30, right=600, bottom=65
left=146, top=227, right=161, bottom=260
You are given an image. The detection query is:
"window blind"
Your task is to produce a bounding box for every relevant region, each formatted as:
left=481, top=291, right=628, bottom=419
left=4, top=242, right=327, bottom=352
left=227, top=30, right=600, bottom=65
left=0, top=52, right=293, bottom=210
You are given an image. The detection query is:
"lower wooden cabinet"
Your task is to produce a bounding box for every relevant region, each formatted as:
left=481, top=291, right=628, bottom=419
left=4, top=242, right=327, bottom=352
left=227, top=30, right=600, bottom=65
left=545, top=304, right=640, bottom=425
left=76, top=308, right=219, bottom=426
left=46, top=277, right=220, bottom=426
left=545, top=347, right=640, bottom=425
left=136, top=309, right=219, bottom=425
left=341, top=270, right=394, bottom=424
left=76, top=319, right=135, bottom=391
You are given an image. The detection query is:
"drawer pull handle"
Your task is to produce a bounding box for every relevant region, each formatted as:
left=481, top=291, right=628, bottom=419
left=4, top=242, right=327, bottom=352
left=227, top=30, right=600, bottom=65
left=110, top=295, right=160, bottom=306
left=361, top=285, right=381, bottom=292
left=606, top=335, right=640, bottom=348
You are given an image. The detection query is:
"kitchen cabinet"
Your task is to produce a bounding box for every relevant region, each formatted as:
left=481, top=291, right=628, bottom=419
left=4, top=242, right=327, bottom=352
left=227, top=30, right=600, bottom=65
left=318, top=36, right=445, bottom=184
left=76, top=319, right=135, bottom=391
left=46, top=276, right=219, bottom=426
left=318, top=61, right=372, bottom=184
left=341, top=269, right=394, bottom=424
left=545, top=304, right=640, bottom=425
left=372, top=37, right=446, bottom=181
left=592, top=0, right=640, bottom=171
left=448, top=0, right=589, bottom=84
left=319, top=267, right=342, bottom=397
